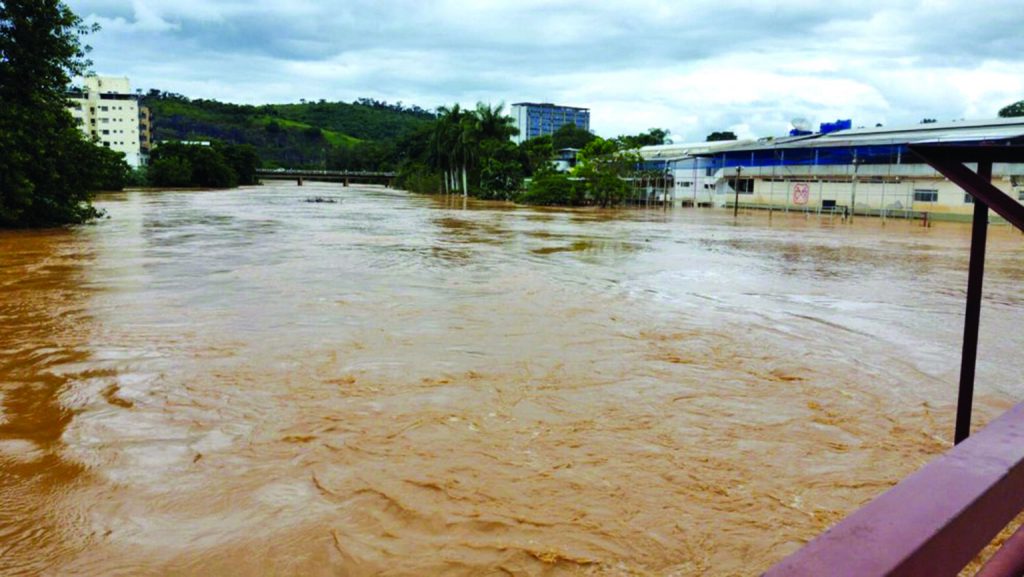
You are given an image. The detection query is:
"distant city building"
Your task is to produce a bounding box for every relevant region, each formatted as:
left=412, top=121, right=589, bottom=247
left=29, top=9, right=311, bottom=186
left=511, top=102, right=590, bottom=144
left=67, top=76, right=145, bottom=168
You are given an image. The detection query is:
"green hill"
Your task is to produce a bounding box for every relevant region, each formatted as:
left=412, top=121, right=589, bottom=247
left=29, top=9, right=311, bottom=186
left=141, top=91, right=435, bottom=168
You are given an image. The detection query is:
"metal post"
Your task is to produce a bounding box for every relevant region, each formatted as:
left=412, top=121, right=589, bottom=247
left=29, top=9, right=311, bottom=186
left=733, top=166, right=741, bottom=218
left=955, top=160, right=992, bottom=445
left=850, top=153, right=859, bottom=223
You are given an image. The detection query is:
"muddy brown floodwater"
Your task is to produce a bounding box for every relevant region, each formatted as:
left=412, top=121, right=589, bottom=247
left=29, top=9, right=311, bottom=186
left=2, top=182, right=1023, bottom=576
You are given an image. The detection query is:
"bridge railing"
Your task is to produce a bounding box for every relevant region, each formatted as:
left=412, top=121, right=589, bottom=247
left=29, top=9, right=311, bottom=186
left=255, top=168, right=396, bottom=177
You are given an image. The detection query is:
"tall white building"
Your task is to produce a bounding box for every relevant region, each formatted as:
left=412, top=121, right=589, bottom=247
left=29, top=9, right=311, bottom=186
left=67, top=76, right=144, bottom=168
left=510, top=102, right=590, bottom=144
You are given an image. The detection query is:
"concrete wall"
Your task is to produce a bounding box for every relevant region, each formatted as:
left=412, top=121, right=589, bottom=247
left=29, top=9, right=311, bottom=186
left=713, top=166, right=1024, bottom=219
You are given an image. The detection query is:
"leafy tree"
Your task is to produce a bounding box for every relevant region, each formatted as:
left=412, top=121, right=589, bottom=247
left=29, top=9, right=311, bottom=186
left=220, top=144, right=261, bottom=185
left=148, top=141, right=256, bottom=188
left=90, top=145, right=131, bottom=190
left=0, top=0, right=113, bottom=227
left=149, top=156, right=193, bottom=187
left=477, top=140, right=523, bottom=199
left=395, top=162, right=442, bottom=194
left=706, top=131, right=738, bottom=142
left=519, top=135, right=554, bottom=176
left=189, top=147, right=236, bottom=188
left=998, top=101, right=1024, bottom=117
left=920, top=118, right=937, bottom=124
left=550, top=123, right=597, bottom=150
left=517, top=172, right=584, bottom=206
left=617, top=128, right=670, bottom=149
left=574, top=138, right=640, bottom=207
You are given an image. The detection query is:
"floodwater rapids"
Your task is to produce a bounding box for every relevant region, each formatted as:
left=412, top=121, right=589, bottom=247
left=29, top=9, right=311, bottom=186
left=1, top=182, right=1022, bottom=576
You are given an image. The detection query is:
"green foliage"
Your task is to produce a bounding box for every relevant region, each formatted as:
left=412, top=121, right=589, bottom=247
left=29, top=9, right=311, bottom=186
left=90, top=145, right=131, bottom=190
left=149, top=156, right=192, bottom=187
left=424, top=102, right=523, bottom=197
left=0, top=0, right=118, bottom=227
left=141, top=91, right=433, bottom=169
left=395, top=162, right=442, bottom=194
left=148, top=141, right=258, bottom=188
left=517, top=172, right=585, bottom=206
left=706, top=131, right=738, bottom=142
left=551, top=124, right=598, bottom=150
left=327, top=140, right=396, bottom=172
left=574, top=138, right=640, bottom=207
left=477, top=140, right=523, bottom=199
left=998, top=101, right=1024, bottom=118
left=219, top=144, right=260, bottom=185
left=616, top=128, right=669, bottom=149
left=518, top=135, right=554, bottom=176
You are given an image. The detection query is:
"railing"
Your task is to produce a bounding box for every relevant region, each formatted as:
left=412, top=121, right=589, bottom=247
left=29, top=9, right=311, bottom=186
left=254, top=168, right=396, bottom=177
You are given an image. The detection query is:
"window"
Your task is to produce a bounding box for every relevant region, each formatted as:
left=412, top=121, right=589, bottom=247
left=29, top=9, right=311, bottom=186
left=964, top=194, right=974, bottom=204
left=728, top=178, right=755, bottom=194
left=101, top=130, right=109, bottom=135
left=914, top=190, right=938, bottom=202
left=1019, top=191, right=1024, bottom=201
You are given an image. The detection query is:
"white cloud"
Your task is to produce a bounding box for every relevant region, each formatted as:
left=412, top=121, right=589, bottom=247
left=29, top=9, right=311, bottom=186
left=66, top=0, right=1024, bottom=139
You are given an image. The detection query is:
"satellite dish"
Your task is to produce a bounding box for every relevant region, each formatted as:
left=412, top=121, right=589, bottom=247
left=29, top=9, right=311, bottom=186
left=791, top=117, right=812, bottom=132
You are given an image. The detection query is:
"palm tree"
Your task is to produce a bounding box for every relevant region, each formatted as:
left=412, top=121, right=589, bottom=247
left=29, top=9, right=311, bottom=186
left=474, top=102, right=518, bottom=142
left=431, top=102, right=519, bottom=197
left=430, top=104, right=464, bottom=194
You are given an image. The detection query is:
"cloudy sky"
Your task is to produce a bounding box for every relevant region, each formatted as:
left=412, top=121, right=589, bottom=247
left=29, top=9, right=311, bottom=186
left=66, top=0, right=1024, bottom=141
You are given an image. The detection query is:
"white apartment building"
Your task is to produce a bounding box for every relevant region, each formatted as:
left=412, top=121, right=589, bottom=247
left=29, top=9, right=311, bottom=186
left=67, top=76, right=144, bottom=168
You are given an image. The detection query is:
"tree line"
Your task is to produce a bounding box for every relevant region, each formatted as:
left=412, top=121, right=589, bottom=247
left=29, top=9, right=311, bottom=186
left=0, top=0, right=134, bottom=227
left=389, top=104, right=663, bottom=207
left=147, top=142, right=261, bottom=188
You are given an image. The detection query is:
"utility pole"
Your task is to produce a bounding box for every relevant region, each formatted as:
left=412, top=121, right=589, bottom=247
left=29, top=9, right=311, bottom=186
left=733, top=166, right=742, bottom=218
left=850, top=153, right=860, bottom=223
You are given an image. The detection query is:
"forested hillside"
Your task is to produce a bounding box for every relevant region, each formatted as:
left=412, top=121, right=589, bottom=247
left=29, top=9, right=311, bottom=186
left=141, top=91, right=435, bottom=168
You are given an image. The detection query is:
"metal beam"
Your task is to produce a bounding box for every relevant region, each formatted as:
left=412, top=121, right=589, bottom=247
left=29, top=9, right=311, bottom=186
left=955, top=161, right=991, bottom=444
left=908, top=146, right=1024, bottom=230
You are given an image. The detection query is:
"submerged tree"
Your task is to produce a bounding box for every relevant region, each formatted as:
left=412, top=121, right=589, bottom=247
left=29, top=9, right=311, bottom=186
left=0, top=0, right=120, bottom=227
left=998, top=100, right=1024, bottom=118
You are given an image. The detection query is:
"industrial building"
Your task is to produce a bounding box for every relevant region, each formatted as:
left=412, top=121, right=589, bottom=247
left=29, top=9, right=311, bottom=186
left=67, top=76, right=146, bottom=168
left=639, top=118, right=1024, bottom=219
left=510, top=102, right=590, bottom=144
left=637, top=140, right=753, bottom=204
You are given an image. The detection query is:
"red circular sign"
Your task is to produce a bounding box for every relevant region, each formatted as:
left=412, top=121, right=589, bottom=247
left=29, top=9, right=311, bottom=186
left=793, top=183, right=810, bottom=205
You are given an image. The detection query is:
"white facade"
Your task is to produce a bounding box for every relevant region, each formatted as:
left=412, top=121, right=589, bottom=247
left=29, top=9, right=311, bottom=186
left=68, top=76, right=144, bottom=168
left=638, top=140, right=754, bottom=205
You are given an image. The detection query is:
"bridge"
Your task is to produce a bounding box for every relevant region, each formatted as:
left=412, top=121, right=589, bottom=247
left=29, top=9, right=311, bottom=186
left=255, top=169, right=396, bottom=187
